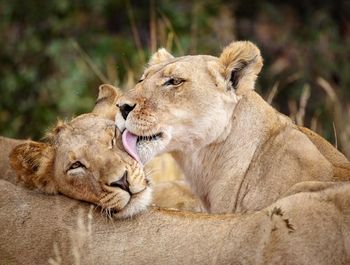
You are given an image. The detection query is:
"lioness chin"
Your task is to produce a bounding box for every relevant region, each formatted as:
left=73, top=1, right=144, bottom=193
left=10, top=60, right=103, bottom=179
left=116, top=40, right=350, bottom=214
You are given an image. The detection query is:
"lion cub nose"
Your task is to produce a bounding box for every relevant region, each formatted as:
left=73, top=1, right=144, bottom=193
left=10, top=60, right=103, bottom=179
left=118, top=103, right=136, bottom=120
left=109, top=171, right=131, bottom=194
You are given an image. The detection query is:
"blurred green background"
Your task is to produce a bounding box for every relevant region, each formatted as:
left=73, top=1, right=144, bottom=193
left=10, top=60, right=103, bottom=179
left=1, top=0, right=350, bottom=157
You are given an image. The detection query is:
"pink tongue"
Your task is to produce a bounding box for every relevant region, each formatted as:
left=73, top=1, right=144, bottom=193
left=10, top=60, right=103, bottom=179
left=122, top=130, right=141, bottom=163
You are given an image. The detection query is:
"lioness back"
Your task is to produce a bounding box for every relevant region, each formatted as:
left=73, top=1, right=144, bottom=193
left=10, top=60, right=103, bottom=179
left=299, top=126, right=350, bottom=180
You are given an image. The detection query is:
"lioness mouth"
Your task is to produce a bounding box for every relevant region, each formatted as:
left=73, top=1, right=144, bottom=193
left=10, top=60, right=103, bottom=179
left=122, top=130, right=162, bottom=163
left=136, top=133, right=162, bottom=143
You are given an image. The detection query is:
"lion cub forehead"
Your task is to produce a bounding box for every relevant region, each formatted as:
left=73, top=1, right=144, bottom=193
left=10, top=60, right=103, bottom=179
left=51, top=117, right=115, bottom=145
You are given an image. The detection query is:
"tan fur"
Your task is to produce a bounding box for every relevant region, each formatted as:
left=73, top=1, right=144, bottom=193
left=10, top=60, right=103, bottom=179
left=5, top=85, right=195, bottom=215
left=92, top=84, right=200, bottom=211
left=148, top=48, right=174, bottom=66
left=2, top=179, right=350, bottom=264
left=152, top=180, right=203, bottom=212
left=0, top=136, right=26, bottom=184
left=298, top=126, right=350, bottom=180
left=9, top=93, right=152, bottom=218
left=94, top=84, right=185, bottom=184
left=92, top=84, right=121, bottom=120
left=116, top=40, right=350, bottom=214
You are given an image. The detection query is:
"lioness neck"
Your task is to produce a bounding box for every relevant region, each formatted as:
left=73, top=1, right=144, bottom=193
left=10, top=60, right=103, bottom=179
left=172, top=90, right=333, bottom=213
left=172, top=90, right=281, bottom=212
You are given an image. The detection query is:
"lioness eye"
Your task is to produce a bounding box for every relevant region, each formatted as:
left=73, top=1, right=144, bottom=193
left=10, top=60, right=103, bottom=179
left=163, top=78, right=184, bottom=86
left=69, top=161, right=85, bottom=170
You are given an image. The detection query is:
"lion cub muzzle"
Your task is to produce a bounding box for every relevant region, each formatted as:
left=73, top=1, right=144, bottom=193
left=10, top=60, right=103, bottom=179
left=108, top=170, right=131, bottom=195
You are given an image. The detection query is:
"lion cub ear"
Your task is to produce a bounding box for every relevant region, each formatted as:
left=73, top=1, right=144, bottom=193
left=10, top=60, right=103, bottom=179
left=92, top=84, right=121, bottom=120
left=10, top=141, right=57, bottom=194
left=148, top=48, right=174, bottom=66
left=219, top=41, right=263, bottom=92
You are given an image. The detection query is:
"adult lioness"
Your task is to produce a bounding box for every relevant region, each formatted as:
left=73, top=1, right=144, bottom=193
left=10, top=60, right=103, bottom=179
left=116, top=41, right=350, bottom=214
left=2, top=179, right=350, bottom=264
left=10, top=86, right=152, bottom=219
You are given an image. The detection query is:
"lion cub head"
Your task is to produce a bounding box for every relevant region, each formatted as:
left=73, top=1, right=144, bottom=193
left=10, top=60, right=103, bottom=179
left=116, top=41, right=263, bottom=163
left=10, top=85, right=152, bottom=219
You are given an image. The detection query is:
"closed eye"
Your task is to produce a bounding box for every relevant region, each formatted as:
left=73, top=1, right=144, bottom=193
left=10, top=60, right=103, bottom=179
left=69, top=161, right=85, bottom=170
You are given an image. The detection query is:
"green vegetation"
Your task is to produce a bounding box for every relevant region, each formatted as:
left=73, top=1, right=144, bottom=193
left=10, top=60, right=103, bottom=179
left=0, top=0, right=349, bottom=156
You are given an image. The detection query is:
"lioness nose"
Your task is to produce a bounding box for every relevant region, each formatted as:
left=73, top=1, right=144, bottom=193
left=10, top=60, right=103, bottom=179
left=109, top=171, right=131, bottom=194
left=118, top=103, right=136, bottom=120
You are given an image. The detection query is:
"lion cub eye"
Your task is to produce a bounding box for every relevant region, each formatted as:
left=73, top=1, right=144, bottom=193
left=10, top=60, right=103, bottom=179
left=69, top=161, right=85, bottom=170
left=163, top=78, right=184, bottom=87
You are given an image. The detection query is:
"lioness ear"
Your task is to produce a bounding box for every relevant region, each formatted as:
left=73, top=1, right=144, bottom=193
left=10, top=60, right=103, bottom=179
left=92, top=84, right=121, bottom=120
left=219, top=41, right=263, bottom=92
left=148, top=48, right=174, bottom=66
left=10, top=141, right=57, bottom=194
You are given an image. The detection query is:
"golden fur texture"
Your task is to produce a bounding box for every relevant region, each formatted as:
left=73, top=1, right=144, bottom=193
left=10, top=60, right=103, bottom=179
left=298, top=126, right=350, bottom=180
left=92, top=84, right=121, bottom=120
left=6, top=85, right=195, bottom=214
left=0, top=136, right=25, bottom=184
left=152, top=180, right=203, bottom=212
left=10, top=95, right=152, bottom=219
left=92, top=84, right=200, bottom=211
left=116, top=40, right=350, bottom=214
left=2, top=179, right=350, bottom=264
left=91, top=83, right=185, bottom=184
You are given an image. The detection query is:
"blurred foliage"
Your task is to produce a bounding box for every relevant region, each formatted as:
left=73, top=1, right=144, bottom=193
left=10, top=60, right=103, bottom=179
left=0, top=0, right=350, bottom=156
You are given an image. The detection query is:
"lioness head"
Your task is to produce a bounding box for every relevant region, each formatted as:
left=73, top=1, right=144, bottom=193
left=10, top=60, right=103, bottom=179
left=10, top=85, right=152, bottom=219
left=116, top=41, right=263, bottom=163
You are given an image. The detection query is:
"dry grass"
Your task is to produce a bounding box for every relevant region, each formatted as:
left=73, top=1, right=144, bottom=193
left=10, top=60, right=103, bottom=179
left=317, top=78, right=350, bottom=158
